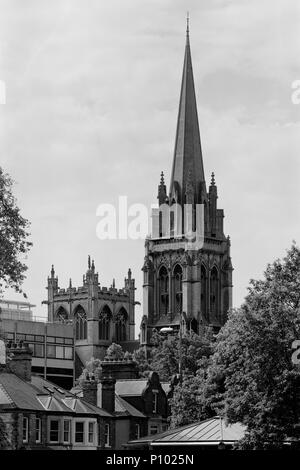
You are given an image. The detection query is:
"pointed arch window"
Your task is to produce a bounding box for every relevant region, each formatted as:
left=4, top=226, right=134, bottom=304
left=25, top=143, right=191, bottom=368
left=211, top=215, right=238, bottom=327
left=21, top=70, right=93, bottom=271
left=158, top=266, right=169, bottom=316
left=56, top=306, right=68, bottom=323
left=201, top=265, right=207, bottom=318
left=174, top=265, right=183, bottom=314
left=210, top=267, right=219, bottom=317
left=115, top=308, right=127, bottom=342
left=74, top=306, right=87, bottom=340
left=99, top=306, right=111, bottom=340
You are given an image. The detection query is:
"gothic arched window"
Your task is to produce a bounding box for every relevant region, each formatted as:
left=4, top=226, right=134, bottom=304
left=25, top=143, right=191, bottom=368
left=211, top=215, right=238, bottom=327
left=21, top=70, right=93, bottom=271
left=55, top=306, right=68, bottom=323
left=115, top=308, right=127, bottom=342
left=210, top=267, right=219, bottom=317
left=158, top=266, right=169, bottom=316
left=74, top=306, right=87, bottom=340
left=99, top=305, right=111, bottom=340
left=173, top=264, right=183, bottom=314
left=201, top=265, right=207, bottom=318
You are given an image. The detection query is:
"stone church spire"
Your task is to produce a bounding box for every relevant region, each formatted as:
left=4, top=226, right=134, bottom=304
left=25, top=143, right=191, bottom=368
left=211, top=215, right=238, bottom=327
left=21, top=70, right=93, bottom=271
left=169, top=18, right=206, bottom=205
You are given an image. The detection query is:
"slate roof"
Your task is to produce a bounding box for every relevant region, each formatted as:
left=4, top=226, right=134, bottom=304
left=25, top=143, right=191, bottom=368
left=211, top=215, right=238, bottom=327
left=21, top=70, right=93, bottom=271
left=128, top=416, right=246, bottom=446
left=72, top=386, right=146, bottom=418
left=115, top=379, right=149, bottom=396
left=115, top=395, right=146, bottom=418
left=0, top=372, right=112, bottom=417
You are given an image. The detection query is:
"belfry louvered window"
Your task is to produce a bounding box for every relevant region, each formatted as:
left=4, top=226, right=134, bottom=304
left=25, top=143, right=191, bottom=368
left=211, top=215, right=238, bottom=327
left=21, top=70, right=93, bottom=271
left=99, top=306, right=111, bottom=340
left=174, top=265, right=183, bottom=314
left=115, top=308, right=127, bottom=342
left=74, top=306, right=87, bottom=340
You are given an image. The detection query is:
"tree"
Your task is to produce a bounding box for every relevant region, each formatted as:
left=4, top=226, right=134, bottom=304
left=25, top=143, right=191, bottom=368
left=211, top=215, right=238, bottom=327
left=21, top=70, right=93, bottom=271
left=0, top=167, right=32, bottom=295
left=133, top=327, right=213, bottom=382
left=104, top=342, right=125, bottom=361
left=170, top=356, right=215, bottom=428
left=206, top=243, right=300, bottom=449
left=78, top=357, right=102, bottom=383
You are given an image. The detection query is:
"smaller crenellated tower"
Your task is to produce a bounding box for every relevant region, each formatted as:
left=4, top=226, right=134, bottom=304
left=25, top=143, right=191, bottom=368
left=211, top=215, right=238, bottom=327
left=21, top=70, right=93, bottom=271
left=44, top=257, right=138, bottom=371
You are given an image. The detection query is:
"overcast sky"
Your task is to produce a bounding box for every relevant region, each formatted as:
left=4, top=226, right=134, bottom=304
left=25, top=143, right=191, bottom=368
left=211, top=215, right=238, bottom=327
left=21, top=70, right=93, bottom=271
left=1, top=0, right=300, bottom=335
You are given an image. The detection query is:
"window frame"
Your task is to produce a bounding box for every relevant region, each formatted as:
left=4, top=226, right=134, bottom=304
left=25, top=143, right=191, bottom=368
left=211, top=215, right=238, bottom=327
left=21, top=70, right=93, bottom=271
left=104, top=423, right=110, bottom=448
left=35, top=417, right=41, bottom=444
left=22, top=416, right=29, bottom=443
left=74, top=420, right=85, bottom=444
left=63, top=419, right=71, bottom=444
left=49, top=419, right=60, bottom=444
left=135, top=423, right=140, bottom=439
left=149, top=424, right=159, bottom=435
left=88, top=421, right=95, bottom=444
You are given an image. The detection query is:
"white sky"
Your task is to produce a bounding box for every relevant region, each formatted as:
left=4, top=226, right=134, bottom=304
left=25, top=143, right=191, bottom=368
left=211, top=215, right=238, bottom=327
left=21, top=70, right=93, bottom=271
left=0, top=0, right=300, bottom=336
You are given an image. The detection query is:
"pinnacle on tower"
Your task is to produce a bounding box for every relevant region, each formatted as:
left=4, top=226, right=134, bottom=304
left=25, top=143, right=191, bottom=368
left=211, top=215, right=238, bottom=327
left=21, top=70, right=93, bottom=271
left=158, top=171, right=167, bottom=205
left=211, top=172, right=215, bottom=186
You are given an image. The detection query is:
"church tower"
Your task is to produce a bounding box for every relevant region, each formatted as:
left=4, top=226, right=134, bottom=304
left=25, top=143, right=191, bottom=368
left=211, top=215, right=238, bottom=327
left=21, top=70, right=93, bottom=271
left=140, top=21, right=233, bottom=345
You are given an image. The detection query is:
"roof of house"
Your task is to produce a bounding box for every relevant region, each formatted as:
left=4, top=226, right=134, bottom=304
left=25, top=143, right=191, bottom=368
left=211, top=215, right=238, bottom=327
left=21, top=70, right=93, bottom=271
left=115, top=379, right=149, bottom=397
left=0, top=372, right=112, bottom=417
left=72, top=386, right=146, bottom=419
left=128, top=416, right=246, bottom=446
left=115, top=395, right=146, bottom=418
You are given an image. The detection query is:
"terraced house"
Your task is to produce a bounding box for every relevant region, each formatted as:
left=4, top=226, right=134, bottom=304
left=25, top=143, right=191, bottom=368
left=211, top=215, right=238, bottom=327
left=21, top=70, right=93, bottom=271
left=0, top=340, right=113, bottom=450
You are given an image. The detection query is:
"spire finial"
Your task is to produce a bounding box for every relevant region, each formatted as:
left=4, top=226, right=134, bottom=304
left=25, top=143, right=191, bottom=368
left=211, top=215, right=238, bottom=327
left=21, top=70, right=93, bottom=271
left=211, top=172, right=215, bottom=186
left=186, top=11, right=190, bottom=42
left=91, top=259, right=95, bottom=271
left=88, top=255, right=91, bottom=269
left=51, top=265, right=55, bottom=278
left=69, top=278, right=72, bottom=288
left=160, top=171, right=165, bottom=185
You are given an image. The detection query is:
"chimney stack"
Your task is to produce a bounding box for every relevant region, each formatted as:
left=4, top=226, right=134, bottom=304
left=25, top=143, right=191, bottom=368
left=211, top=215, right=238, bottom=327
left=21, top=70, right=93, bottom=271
left=81, top=373, right=98, bottom=406
left=100, top=375, right=116, bottom=414
left=6, top=341, right=32, bottom=382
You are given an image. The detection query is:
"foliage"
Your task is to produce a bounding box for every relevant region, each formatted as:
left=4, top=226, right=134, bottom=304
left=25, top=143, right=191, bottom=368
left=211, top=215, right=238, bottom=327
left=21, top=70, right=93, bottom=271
left=133, top=327, right=213, bottom=382
left=132, top=347, right=152, bottom=377
left=104, top=342, right=125, bottom=361
left=207, top=243, right=300, bottom=449
left=78, top=356, right=102, bottom=383
left=0, top=167, right=32, bottom=295
left=169, top=357, right=215, bottom=428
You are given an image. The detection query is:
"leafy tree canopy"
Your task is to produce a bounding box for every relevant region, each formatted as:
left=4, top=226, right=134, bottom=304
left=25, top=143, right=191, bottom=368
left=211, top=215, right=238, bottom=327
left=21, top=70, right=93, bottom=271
left=0, top=167, right=32, bottom=295
left=133, top=327, right=213, bottom=382
left=104, top=342, right=125, bottom=361
left=207, top=243, right=300, bottom=449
